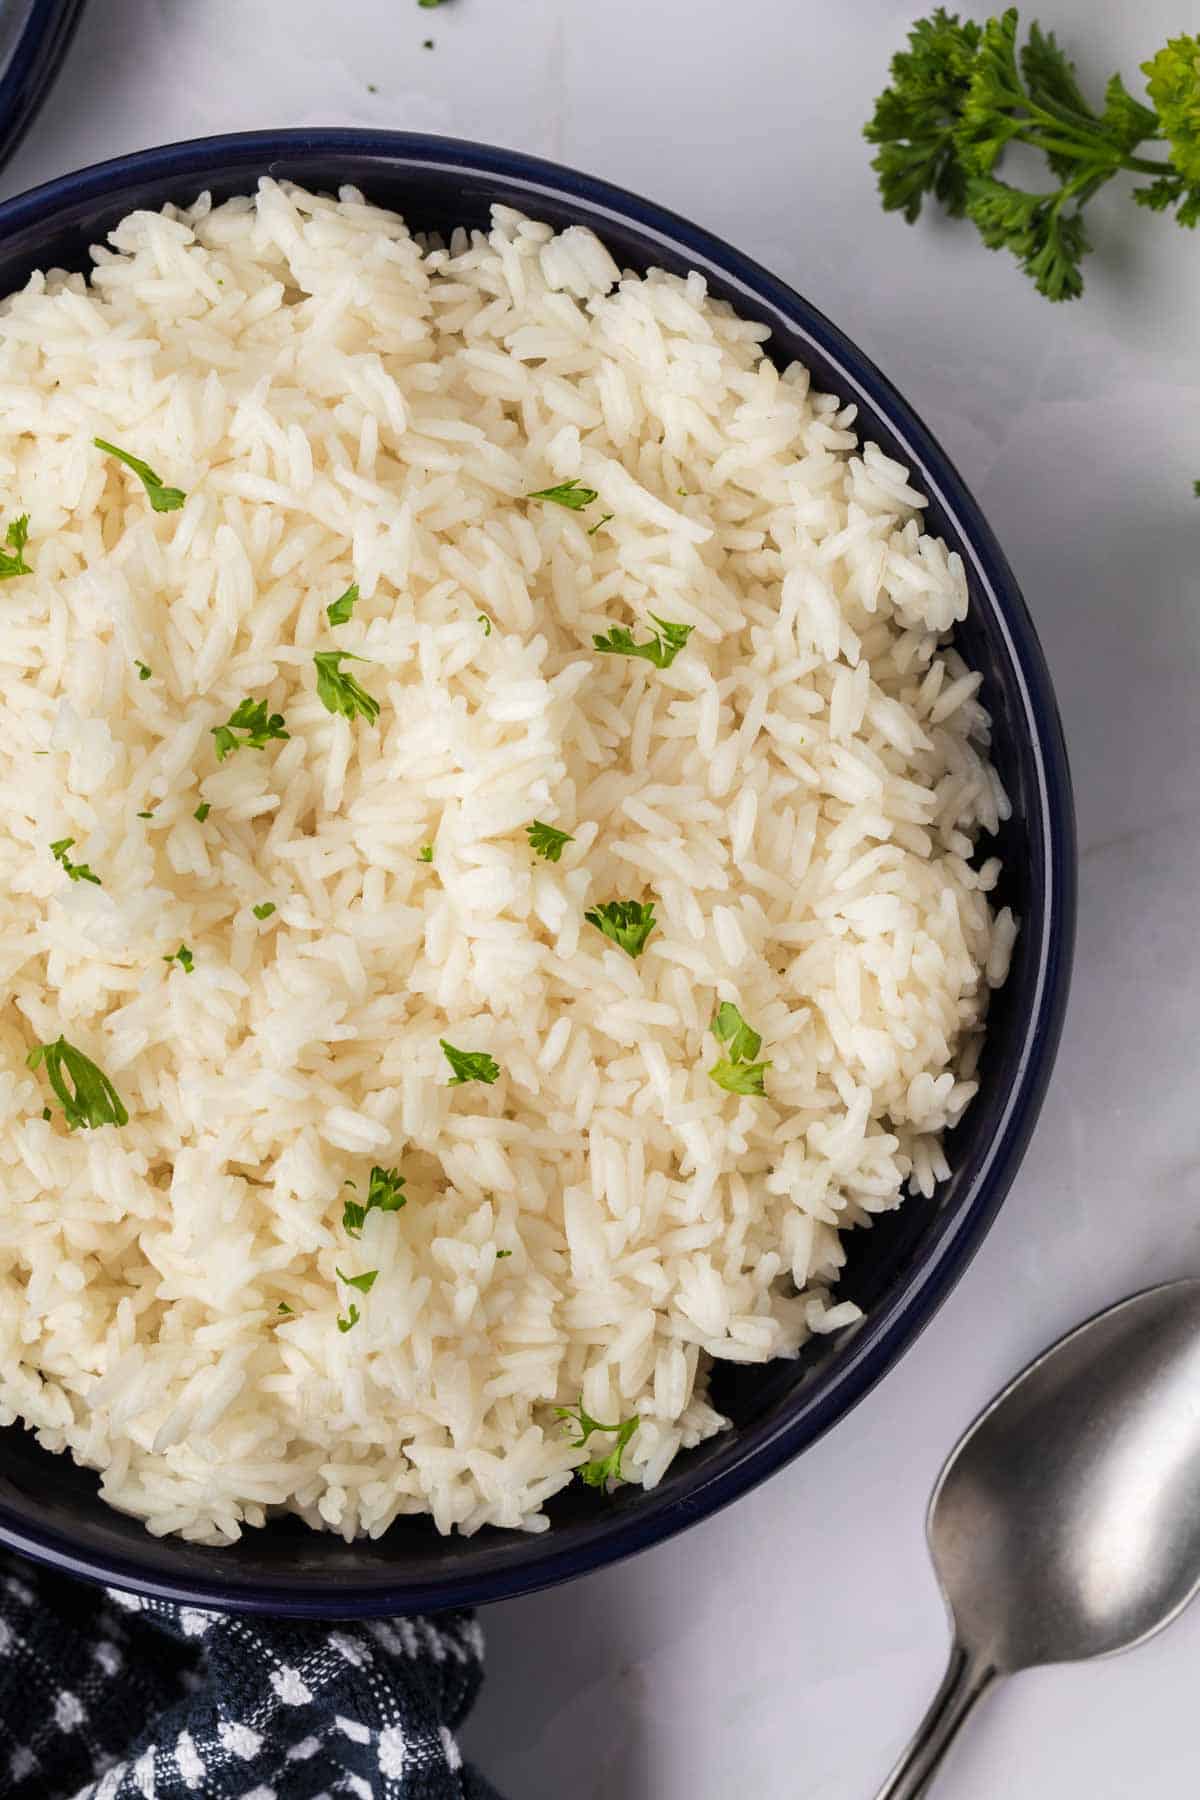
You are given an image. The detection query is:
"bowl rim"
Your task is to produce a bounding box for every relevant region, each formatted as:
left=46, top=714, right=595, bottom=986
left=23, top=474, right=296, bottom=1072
left=0, top=127, right=1076, bottom=1616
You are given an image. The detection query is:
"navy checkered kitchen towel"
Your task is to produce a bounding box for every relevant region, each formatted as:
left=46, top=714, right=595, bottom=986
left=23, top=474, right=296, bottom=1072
left=0, top=1553, right=503, bottom=1799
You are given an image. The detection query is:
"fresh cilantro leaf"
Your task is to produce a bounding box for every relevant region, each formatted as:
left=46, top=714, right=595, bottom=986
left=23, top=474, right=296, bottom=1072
left=418, top=845, right=434, bottom=863
left=0, top=512, right=31, bottom=579
left=526, top=820, right=574, bottom=862
left=584, top=898, right=657, bottom=959
left=50, top=837, right=102, bottom=886
left=440, top=1041, right=501, bottom=1086
left=555, top=1400, right=640, bottom=1489
left=313, top=650, right=380, bottom=725
left=163, top=943, right=195, bottom=973
left=326, top=582, right=359, bottom=626
left=336, top=1265, right=379, bottom=1294
left=93, top=438, right=186, bottom=512
left=337, top=1303, right=360, bottom=1333
left=708, top=1056, right=771, bottom=1097
left=211, top=697, right=289, bottom=761
left=27, top=1036, right=128, bottom=1129
left=527, top=479, right=599, bottom=511
left=252, top=901, right=276, bottom=920
left=593, top=613, right=693, bottom=669
left=711, top=1001, right=763, bottom=1065
left=193, top=802, right=211, bottom=822
left=135, top=661, right=152, bottom=681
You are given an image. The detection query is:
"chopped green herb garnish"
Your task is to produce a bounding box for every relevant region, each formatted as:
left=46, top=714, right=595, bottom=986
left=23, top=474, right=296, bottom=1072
left=211, top=697, right=290, bottom=761
left=440, top=1041, right=501, bottom=1086
left=252, top=901, right=276, bottom=920
left=418, top=845, right=434, bottom=863
left=343, top=1165, right=408, bottom=1237
left=496, top=1248, right=513, bottom=1259
left=193, top=802, right=211, bottom=822
left=708, top=1057, right=771, bottom=1097
left=710, top=1001, right=763, bottom=1065
left=865, top=12, right=1200, bottom=302
left=422, top=36, right=434, bottom=47
left=0, top=514, right=31, bottom=579
left=277, top=1302, right=294, bottom=1316
left=584, top=898, right=657, bottom=959
left=337, top=1303, right=360, bottom=1333
left=586, top=513, right=614, bottom=536
left=593, top=613, right=694, bottom=669
left=418, top=0, right=446, bottom=7
left=163, top=943, right=194, bottom=973
left=135, top=661, right=152, bottom=682
left=49, top=837, right=102, bottom=886
left=313, top=650, right=380, bottom=725
left=336, top=1265, right=379, bottom=1294
left=527, top=479, right=599, bottom=511
left=326, top=582, right=359, bottom=626
left=478, top=612, right=492, bottom=636
left=41, top=1106, right=51, bottom=1121
left=136, top=811, right=154, bottom=820
left=555, top=1400, right=640, bottom=1489
left=27, top=1036, right=128, bottom=1130
left=526, top=820, right=574, bottom=863
left=93, top=438, right=186, bottom=512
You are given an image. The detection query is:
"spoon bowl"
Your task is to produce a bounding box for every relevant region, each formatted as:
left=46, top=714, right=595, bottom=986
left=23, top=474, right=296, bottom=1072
left=880, top=1281, right=1200, bottom=1797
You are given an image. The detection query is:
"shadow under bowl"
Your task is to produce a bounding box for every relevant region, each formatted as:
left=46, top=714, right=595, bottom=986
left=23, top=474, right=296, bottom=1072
left=0, top=130, right=1076, bottom=1617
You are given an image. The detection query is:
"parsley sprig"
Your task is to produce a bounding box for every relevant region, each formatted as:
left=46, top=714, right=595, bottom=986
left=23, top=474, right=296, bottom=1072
left=526, top=820, right=574, bottom=863
left=326, top=582, right=359, bottom=626
left=342, top=1165, right=407, bottom=1237
left=0, top=514, right=32, bottom=579
left=94, top=438, right=186, bottom=511
left=313, top=650, right=381, bottom=725
left=440, top=1041, right=501, bottom=1086
left=593, top=614, right=693, bottom=669
left=212, top=697, right=290, bottom=761
left=49, top=837, right=101, bottom=886
left=555, top=1400, right=640, bottom=1489
left=27, top=1036, right=128, bottom=1130
left=708, top=1000, right=771, bottom=1098
left=527, top=479, right=598, bottom=511
left=584, top=898, right=657, bottom=959
left=865, top=11, right=1200, bottom=300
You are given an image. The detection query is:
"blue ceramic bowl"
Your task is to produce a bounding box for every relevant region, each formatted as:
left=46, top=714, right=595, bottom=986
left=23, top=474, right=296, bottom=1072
left=0, top=131, right=1075, bottom=1617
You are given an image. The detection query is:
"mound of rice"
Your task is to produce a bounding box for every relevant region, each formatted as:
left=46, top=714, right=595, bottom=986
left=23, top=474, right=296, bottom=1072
left=0, top=181, right=1015, bottom=1544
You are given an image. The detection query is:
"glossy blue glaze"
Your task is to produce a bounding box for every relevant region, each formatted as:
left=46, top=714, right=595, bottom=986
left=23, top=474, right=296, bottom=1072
left=0, top=0, right=86, bottom=177
left=0, top=132, right=1075, bottom=1618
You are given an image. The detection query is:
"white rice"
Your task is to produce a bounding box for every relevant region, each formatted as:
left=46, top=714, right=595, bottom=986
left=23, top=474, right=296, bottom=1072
left=0, top=180, right=1014, bottom=1545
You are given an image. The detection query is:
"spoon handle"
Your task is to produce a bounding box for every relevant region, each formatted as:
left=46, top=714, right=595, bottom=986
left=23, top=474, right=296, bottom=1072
left=873, top=1640, right=997, bottom=1800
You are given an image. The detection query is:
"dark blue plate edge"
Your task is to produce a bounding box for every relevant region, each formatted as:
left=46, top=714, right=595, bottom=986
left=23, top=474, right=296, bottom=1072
left=0, top=129, right=1076, bottom=1617
left=0, top=0, right=87, bottom=179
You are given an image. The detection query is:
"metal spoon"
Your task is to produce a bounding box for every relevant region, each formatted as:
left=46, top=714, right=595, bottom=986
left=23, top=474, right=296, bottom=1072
left=877, top=1279, right=1200, bottom=1798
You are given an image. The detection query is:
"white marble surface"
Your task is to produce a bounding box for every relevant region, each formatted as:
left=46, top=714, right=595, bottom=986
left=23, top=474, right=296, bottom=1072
left=5, top=1, right=1199, bottom=1793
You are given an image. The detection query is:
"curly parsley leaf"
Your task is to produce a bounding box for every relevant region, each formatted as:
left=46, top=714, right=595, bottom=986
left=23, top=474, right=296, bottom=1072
left=440, top=1041, right=501, bottom=1086
left=710, top=1001, right=763, bottom=1065
left=555, top=1400, right=640, bottom=1489
left=252, top=901, right=276, bottom=920
left=866, top=11, right=1200, bottom=300
left=336, top=1265, right=379, bottom=1295
left=584, top=898, right=657, bottom=959
left=418, top=845, right=434, bottom=863
left=593, top=614, right=693, bottom=670
left=50, top=837, right=102, bottom=886
left=527, top=479, right=599, bottom=511
left=212, top=697, right=290, bottom=761
left=313, top=650, right=381, bottom=726
left=276, top=1301, right=294, bottom=1316
left=326, top=582, right=359, bottom=626
left=708, top=1056, right=771, bottom=1097
left=336, top=1302, right=361, bottom=1333
left=526, top=820, right=574, bottom=863
left=193, top=802, right=211, bottom=822
left=93, top=438, right=186, bottom=512
left=163, top=943, right=195, bottom=973
left=135, top=661, right=153, bottom=681
left=27, top=1036, right=128, bottom=1130
left=0, top=513, right=31, bottom=579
